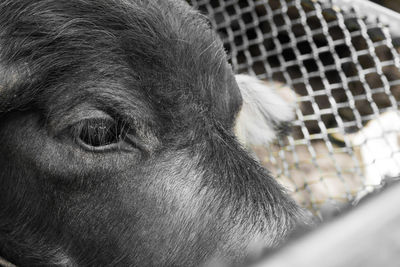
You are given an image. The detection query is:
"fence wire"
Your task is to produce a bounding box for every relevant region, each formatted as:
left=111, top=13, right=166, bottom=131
left=191, top=0, right=400, bottom=217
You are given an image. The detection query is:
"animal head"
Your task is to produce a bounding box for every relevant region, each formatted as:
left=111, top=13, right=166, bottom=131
left=0, top=0, right=306, bottom=266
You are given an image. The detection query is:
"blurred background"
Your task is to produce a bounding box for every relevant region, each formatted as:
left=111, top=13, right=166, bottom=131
left=191, top=0, right=400, bottom=219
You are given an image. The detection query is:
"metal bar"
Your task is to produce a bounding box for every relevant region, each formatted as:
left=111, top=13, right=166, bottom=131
left=331, top=0, right=400, bottom=37
left=252, top=181, right=400, bottom=267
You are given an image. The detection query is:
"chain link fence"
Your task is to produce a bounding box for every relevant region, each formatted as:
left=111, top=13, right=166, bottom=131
left=191, top=0, right=400, bottom=218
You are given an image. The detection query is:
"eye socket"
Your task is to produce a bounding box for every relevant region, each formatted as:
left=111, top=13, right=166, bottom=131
left=74, top=118, right=136, bottom=152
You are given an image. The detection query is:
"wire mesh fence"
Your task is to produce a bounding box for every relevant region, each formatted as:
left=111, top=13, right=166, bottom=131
left=191, top=0, right=400, bottom=217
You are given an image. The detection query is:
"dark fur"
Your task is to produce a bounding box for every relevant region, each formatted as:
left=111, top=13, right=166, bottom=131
left=0, top=0, right=307, bottom=266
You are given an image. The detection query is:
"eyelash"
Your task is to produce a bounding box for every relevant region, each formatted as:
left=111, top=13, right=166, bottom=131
left=73, top=118, right=137, bottom=152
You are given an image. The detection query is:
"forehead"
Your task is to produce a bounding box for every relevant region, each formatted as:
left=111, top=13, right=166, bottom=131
left=1, top=0, right=241, bottom=131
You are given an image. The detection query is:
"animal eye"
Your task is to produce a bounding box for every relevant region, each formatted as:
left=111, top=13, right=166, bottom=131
left=75, top=118, right=131, bottom=151
left=79, top=119, right=120, bottom=147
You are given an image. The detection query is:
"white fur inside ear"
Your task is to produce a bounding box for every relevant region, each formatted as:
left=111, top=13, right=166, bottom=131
left=234, top=74, right=296, bottom=147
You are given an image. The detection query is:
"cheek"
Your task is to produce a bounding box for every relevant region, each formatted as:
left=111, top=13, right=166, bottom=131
left=118, top=154, right=204, bottom=230
left=114, top=153, right=271, bottom=265
left=111, top=154, right=211, bottom=258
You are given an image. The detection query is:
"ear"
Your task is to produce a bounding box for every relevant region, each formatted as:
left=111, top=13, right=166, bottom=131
left=234, top=74, right=296, bottom=147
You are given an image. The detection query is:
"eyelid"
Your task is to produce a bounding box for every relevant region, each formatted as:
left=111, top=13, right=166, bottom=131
left=67, top=110, right=114, bottom=127
left=52, top=107, right=114, bottom=135
left=124, top=131, right=148, bottom=152
left=76, top=136, right=138, bottom=153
